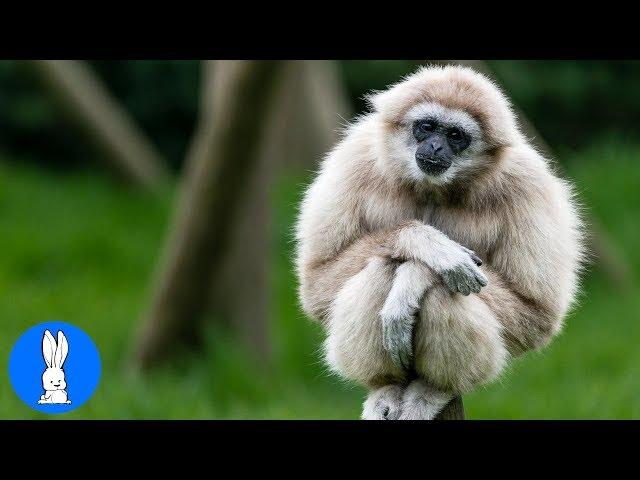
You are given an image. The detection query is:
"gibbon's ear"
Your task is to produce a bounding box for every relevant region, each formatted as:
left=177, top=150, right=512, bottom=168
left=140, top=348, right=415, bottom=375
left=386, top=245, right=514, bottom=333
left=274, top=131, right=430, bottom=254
left=42, top=330, right=56, bottom=368
left=55, top=331, right=69, bottom=368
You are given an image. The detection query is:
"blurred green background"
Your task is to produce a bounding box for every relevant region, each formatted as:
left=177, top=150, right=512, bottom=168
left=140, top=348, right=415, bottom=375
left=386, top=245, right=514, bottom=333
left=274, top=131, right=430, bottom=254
left=1, top=60, right=638, bottom=419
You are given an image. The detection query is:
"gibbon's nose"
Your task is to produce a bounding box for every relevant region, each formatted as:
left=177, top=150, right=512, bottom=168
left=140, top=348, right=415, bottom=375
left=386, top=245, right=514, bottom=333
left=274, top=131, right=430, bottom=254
left=429, top=138, right=444, bottom=156
left=416, top=136, right=446, bottom=162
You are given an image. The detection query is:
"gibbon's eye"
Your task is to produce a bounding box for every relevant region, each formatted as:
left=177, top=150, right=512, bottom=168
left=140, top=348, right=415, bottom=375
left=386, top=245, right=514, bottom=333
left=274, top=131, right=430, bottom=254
left=447, top=128, right=462, bottom=140
left=419, top=121, right=435, bottom=133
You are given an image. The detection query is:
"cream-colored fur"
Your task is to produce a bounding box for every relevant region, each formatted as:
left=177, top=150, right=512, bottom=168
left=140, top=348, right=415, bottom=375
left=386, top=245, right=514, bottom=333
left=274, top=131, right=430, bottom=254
left=295, top=65, right=584, bottom=420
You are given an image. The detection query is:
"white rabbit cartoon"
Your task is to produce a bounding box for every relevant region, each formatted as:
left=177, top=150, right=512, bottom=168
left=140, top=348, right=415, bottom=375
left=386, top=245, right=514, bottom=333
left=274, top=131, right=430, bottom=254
left=37, top=330, right=72, bottom=404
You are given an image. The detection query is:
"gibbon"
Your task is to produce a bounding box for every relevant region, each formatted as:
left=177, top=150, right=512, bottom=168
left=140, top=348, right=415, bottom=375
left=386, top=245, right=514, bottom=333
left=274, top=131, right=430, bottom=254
left=295, top=65, right=584, bottom=419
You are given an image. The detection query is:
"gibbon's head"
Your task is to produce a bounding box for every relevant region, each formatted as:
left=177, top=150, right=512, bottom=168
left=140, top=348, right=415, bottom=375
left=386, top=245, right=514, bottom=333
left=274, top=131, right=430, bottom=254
left=368, top=65, right=523, bottom=187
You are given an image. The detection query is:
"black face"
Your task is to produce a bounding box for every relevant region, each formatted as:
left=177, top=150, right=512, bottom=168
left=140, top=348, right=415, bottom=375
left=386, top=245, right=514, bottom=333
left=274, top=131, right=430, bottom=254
left=412, top=118, right=471, bottom=175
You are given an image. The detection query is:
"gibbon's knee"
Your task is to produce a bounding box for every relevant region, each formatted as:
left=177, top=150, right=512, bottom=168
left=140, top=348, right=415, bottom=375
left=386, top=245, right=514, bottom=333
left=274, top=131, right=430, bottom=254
left=324, top=257, right=408, bottom=388
left=414, top=286, right=508, bottom=394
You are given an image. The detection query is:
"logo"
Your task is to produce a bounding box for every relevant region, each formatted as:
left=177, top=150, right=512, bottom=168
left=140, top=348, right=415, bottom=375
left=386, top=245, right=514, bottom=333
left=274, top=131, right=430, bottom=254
left=8, top=321, right=101, bottom=414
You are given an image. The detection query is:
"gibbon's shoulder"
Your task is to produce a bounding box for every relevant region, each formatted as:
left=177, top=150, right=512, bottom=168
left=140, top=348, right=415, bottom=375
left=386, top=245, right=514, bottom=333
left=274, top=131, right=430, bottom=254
left=314, top=114, right=384, bottom=183
left=492, top=142, right=574, bottom=212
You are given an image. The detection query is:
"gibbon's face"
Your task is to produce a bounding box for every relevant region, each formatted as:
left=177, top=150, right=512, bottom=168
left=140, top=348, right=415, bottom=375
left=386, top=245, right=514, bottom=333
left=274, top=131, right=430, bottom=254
left=391, top=102, right=487, bottom=186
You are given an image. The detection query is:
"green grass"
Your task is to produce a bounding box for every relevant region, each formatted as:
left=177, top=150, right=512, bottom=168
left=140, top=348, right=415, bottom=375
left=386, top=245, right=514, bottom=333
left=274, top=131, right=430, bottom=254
left=1, top=138, right=638, bottom=419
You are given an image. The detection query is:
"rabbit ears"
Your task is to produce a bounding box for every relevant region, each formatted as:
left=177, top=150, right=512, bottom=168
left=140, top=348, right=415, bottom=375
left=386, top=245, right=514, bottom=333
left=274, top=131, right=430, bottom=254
left=42, top=330, right=69, bottom=369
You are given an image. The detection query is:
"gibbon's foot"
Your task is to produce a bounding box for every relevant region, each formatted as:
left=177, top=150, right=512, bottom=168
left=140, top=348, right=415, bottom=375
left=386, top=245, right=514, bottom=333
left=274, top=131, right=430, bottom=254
left=362, top=384, right=404, bottom=420
left=398, top=380, right=453, bottom=420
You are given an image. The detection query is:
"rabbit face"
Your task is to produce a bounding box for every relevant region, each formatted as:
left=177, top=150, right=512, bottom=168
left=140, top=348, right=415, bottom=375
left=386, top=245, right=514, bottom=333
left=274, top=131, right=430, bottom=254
left=42, top=368, right=66, bottom=391
left=41, top=329, right=69, bottom=390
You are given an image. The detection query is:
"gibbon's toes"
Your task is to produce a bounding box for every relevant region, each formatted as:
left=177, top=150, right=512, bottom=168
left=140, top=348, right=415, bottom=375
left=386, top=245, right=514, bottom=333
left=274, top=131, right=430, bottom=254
left=398, top=381, right=452, bottom=420
left=362, top=385, right=404, bottom=420
left=398, top=402, right=439, bottom=420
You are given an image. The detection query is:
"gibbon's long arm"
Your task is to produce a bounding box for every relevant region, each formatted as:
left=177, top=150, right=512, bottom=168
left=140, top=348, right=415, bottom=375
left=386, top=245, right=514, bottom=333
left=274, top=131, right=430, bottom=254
left=299, top=214, right=577, bottom=396
left=381, top=202, right=580, bottom=366
left=297, top=221, right=486, bottom=326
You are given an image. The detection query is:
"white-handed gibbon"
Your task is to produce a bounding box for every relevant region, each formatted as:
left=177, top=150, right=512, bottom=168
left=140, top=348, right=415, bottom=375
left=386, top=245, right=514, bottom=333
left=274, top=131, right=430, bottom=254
left=295, top=65, right=584, bottom=419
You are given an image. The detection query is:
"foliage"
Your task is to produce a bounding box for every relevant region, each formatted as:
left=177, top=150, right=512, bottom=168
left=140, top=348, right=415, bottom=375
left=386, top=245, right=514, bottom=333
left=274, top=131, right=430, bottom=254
left=1, top=60, right=640, bottom=172
left=1, top=137, right=638, bottom=419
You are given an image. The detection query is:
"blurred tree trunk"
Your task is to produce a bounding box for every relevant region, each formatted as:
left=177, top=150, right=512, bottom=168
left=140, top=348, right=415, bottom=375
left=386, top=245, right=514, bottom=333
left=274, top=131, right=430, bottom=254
left=25, top=60, right=169, bottom=191
left=266, top=61, right=351, bottom=170
left=204, top=60, right=272, bottom=362
left=132, top=60, right=351, bottom=370
left=207, top=61, right=351, bottom=360
left=131, top=61, right=283, bottom=370
left=436, top=59, right=631, bottom=288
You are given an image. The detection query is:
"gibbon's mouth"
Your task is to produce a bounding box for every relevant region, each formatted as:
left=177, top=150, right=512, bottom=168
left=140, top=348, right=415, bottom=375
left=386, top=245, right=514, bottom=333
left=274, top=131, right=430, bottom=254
left=53, top=383, right=60, bottom=387
left=416, top=156, right=452, bottom=176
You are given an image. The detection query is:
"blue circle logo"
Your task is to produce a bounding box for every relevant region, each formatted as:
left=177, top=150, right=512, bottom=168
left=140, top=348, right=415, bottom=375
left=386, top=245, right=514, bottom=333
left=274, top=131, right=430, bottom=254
left=8, top=321, right=101, bottom=414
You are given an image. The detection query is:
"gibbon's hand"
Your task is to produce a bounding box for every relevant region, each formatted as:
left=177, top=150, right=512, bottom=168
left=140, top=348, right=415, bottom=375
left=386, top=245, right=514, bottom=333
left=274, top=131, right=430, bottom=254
left=381, top=310, right=415, bottom=371
left=397, top=224, right=488, bottom=296
left=379, top=262, right=432, bottom=370
left=438, top=243, right=488, bottom=296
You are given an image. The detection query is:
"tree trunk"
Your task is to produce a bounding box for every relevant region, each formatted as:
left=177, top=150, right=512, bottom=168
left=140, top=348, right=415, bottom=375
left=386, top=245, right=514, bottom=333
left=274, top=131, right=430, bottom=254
left=207, top=61, right=351, bottom=362
left=204, top=60, right=271, bottom=362
left=25, top=60, right=169, bottom=191
left=260, top=60, right=351, bottom=171
left=131, top=61, right=283, bottom=370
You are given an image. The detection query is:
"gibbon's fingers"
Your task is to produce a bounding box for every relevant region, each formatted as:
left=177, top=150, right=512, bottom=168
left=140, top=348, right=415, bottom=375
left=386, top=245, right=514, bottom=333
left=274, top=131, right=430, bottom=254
left=380, top=260, right=433, bottom=369
left=465, top=264, right=487, bottom=293
left=470, top=253, right=483, bottom=267
left=457, top=276, right=471, bottom=296
left=443, top=266, right=471, bottom=295
left=469, top=278, right=482, bottom=294
left=382, top=314, right=414, bottom=370
left=466, top=261, right=488, bottom=288
left=460, top=245, right=483, bottom=266
left=442, top=263, right=488, bottom=296
left=441, top=271, right=457, bottom=293
left=441, top=269, right=462, bottom=294
left=474, top=267, right=489, bottom=287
